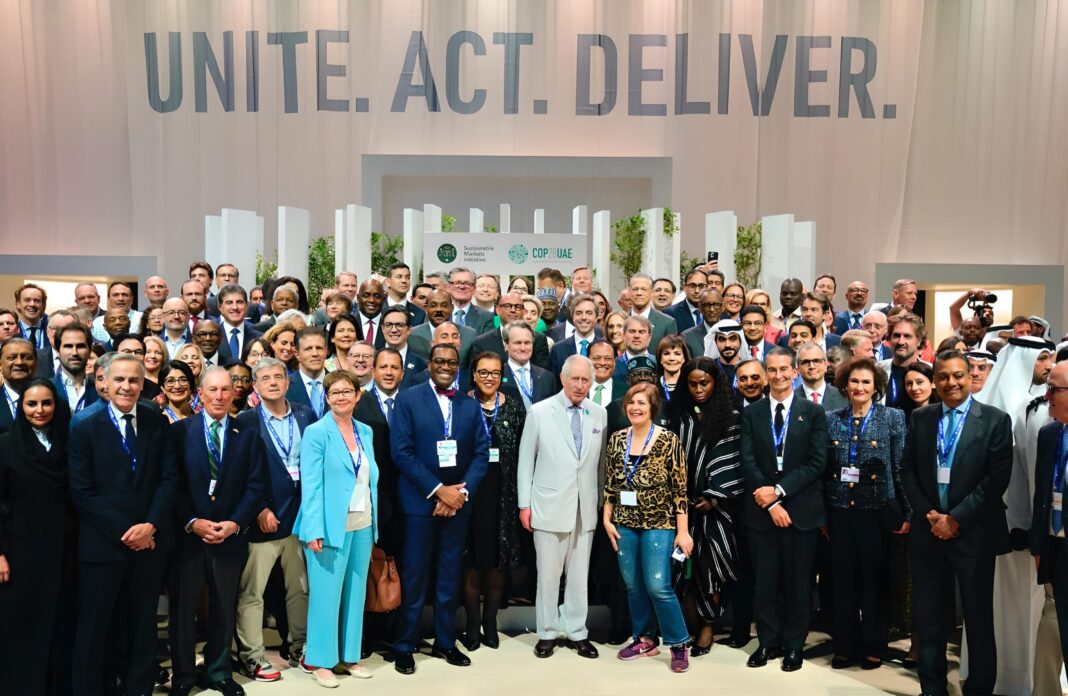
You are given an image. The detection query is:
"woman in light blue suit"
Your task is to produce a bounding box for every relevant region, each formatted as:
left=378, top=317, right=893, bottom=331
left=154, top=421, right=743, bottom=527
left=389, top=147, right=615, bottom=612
left=295, top=370, right=379, bottom=687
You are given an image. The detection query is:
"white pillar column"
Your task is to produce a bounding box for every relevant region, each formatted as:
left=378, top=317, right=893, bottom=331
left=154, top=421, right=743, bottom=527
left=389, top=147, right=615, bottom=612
left=469, top=208, right=484, bottom=234
left=204, top=214, right=223, bottom=269
left=641, top=208, right=665, bottom=281
left=403, top=208, right=425, bottom=278
left=334, top=208, right=347, bottom=278
left=336, top=204, right=371, bottom=280
left=499, top=204, right=511, bottom=234
left=220, top=208, right=262, bottom=290
left=277, top=206, right=310, bottom=285
left=705, top=211, right=737, bottom=282
left=790, top=221, right=816, bottom=289
left=591, top=210, right=612, bottom=295
left=424, top=204, right=442, bottom=233
left=533, top=208, right=545, bottom=234
left=572, top=205, right=588, bottom=236
left=759, top=213, right=794, bottom=293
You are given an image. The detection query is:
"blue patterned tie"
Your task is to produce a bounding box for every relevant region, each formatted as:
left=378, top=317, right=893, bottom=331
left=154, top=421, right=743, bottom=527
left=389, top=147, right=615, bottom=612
left=851, top=313, right=862, bottom=329
left=579, top=339, right=589, bottom=356
left=385, top=397, right=394, bottom=426
left=569, top=405, right=583, bottom=454
left=694, top=309, right=702, bottom=327
left=453, top=309, right=466, bottom=326
left=938, top=408, right=957, bottom=509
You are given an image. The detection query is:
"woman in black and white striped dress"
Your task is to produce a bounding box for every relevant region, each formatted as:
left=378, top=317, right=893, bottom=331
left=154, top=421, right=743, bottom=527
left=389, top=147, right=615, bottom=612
left=670, top=357, right=744, bottom=656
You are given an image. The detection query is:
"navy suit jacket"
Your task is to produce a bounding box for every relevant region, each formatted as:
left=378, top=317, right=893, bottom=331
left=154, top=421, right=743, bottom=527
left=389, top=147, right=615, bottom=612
left=665, top=300, right=703, bottom=333
left=53, top=373, right=99, bottom=414
left=285, top=370, right=327, bottom=418
left=499, top=363, right=557, bottom=409
left=548, top=329, right=605, bottom=376
left=384, top=301, right=426, bottom=328
left=389, top=382, right=489, bottom=516
left=1032, top=421, right=1067, bottom=582
left=216, top=321, right=264, bottom=363
left=397, top=350, right=429, bottom=390
left=68, top=403, right=178, bottom=562
left=833, top=309, right=867, bottom=336
left=470, top=328, right=552, bottom=371
left=170, top=412, right=266, bottom=554
left=0, top=397, right=14, bottom=435
left=236, top=403, right=316, bottom=542
left=355, top=313, right=388, bottom=350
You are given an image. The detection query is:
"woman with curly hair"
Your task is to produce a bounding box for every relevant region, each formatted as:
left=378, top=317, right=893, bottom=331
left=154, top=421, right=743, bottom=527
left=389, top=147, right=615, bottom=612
left=668, top=357, right=743, bottom=656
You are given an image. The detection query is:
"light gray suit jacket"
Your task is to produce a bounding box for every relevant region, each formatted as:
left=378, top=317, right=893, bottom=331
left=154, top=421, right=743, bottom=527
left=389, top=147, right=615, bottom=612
left=407, top=321, right=478, bottom=367
left=517, top=393, right=608, bottom=534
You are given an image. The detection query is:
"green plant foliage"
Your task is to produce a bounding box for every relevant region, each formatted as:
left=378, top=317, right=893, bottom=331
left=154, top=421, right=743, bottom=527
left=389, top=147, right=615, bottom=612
left=441, top=214, right=456, bottom=232
left=679, top=250, right=703, bottom=281
left=484, top=225, right=498, bottom=233
left=734, top=221, right=763, bottom=288
left=663, top=208, right=679, bottom=237
left=255, top=250, right=278, bottom=285
left=306, top=236, right=336, bottom=309
left=610, top=211, right=646, bottom=280
left=370, top=230, right=405, bottom=275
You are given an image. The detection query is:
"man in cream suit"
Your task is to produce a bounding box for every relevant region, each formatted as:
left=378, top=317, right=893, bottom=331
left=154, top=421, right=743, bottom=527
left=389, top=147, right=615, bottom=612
left=518, top=354, right=607, bottom=660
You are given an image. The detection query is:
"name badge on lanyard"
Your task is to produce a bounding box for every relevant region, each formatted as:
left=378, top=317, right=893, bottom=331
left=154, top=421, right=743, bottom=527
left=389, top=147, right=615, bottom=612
left=843, top=408, right=873, bottom=484
left=621, top=426, right=655, bottom=506
left=937, top=401, right=971, bottom=486
left=438, top=440, right=458, bottom=468
left=480, top=393, right=500, bottom=464
left=771, top=402, right=791, bottom=472
left=348, top=436, right=366, bottom=512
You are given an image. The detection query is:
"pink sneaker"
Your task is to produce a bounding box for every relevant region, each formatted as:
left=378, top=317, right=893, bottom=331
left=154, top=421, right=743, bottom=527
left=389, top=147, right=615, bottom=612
left=670, top=645, right=689, bottom=672
left=617, top=637, right=660, bottom=661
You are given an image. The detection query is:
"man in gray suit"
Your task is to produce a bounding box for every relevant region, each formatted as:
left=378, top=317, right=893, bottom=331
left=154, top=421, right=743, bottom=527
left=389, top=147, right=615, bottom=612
left=518, top=355, right=607, bottom=660
left=795, top=343, right=848, bottom=410
left=408, top=289, right=478, bottom=365
left=627, top=273, right=678, bottom=352
left=681, top=288, right=723, bottom=359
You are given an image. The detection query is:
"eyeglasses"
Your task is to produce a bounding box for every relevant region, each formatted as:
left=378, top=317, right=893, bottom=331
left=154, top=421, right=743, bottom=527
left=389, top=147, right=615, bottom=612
left=432, top=358, right=459, bottom=368
left=475, top=369, right=503, bottom=379
left=163, top=377, right=190, bottom=386
left=450, top=281, right=474, bottom=288
left=1048, top=385, right=1068, bottom=396
left=194, top=331, right=221, bottom=338
left=163, top=310, right=189, bottom=317
left=498, top=303, right=524, bottom=311
left=230, top=375, right=252, bottom=384
left=685, top=283, right=707, bottom=291
left=121, top=349, right=146, bottom=356
left=349, top=354, right=373, bottom=363
left=798, top=358, right=826, bottom=367
left=328, top=389, right=357, bottom=398
left=699, top=302, right=723, bottom=309
left=723, top=293, right=744, bottom=301
left=382, top=322, right=408, bottom=330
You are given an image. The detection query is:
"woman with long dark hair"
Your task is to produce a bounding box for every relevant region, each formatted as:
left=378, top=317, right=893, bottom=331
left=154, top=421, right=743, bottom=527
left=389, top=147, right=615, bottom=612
left=0, top=378, right=75, bottom=695
left=668, top=358, right=743, bottom=656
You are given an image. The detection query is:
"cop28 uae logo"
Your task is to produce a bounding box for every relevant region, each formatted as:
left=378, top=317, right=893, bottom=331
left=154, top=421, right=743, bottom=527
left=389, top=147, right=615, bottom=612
left=508, top=244, right=529, bottom=264
left=436, top=243, right=457, bottom=263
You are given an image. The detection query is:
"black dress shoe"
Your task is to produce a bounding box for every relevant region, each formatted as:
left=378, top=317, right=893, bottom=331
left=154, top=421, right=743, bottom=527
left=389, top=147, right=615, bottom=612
left=169, top=681, right=195, bottom=696
left=747, top=646, right=771, bottom=668
left=565, top=639, right=599, bottom=659
left=690, top=643, right=712, bottom=657
left=719, top=634, right=752, bottom=649
left=461, top=632, right=481, bottom=652
left=361, top=643, right=374, bottom=660
left=208, top=678, right=246, bottom=696
left=394, top=652, right=416, bottom=675
left=781, top=649, right=803, bottom=672
left=534, top=639, right=556, bottom=658
left=482, top=633, right=500, bottom=649
left=430, top=646, right=472, bottom=666
left=831, top=655, right=855, bottom=669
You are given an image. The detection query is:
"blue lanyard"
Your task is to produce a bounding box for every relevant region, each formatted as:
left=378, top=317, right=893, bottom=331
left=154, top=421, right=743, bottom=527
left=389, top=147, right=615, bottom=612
left=443, top=398, right=453, bottom=439
left=771, top=401, right=792, bottom=453
left=348, top=418, right=366, bottom=478
left=107, top=407, right=138, bottom=471
left=937, top=400, right=972, bottom=468
left=623, top=426, right=656, bottom=488
left=516, top=368, right=534, bottom=402
left=203, top=414, right=224, bottom=470
left=4, top=389, right=16, bottom=418
left=889, top=370, right=899, bottom=405
left=479, top=392, right=500, bottom=441
left=259, top=404, right=294, bottom=459
left=847, top=406, right=875, bottom=465
left=164, top=406, right=181, bottom=422
left=660, top=377, right=672, bottom=402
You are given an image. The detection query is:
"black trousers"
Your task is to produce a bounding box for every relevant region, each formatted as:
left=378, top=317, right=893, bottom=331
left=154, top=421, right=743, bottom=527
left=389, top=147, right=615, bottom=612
left=828, top=508, right=889, bottom=658
left=1044, top=537, right=1068, bottom=668
left=726, top=531, right=755, bottom=639
left=169, top=539, right=246, bottom=685
left=750, top=526, right=818, bottom=651
left=72, top=552, right=167, bottom=696
left=911, top=529, right=995, bottom=696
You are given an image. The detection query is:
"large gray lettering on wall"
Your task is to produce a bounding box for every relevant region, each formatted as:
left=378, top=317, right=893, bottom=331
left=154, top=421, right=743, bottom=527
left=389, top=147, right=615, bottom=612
left=629, top=34, right=667, bottom=116
left=446, top=31, right=487, bottom=114
left=267, top=32, right=309, bottom=113
left=392, top=31, right=440, bottom=112
left=245, top=31, right=259, bottom=112
left=675, top=34, right=710, bottom=115
left=575, top=34, right=617, bottom=116
left=193, top=32, right=234, bottom=113
left=492, top=32, right=534, bottom=115
left=794, top=35, right=831, bottom=117
left=317, top=30, right=349, bottom=112
left=739, top=34, right=788, bottom=116
left=145, top=32, right=182, bottom=113
left=839, top=37, right=877, bottom=118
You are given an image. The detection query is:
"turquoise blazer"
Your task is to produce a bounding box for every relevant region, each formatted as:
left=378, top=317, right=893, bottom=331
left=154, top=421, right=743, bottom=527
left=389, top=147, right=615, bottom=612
left=294, top=416, right=379, bottom=549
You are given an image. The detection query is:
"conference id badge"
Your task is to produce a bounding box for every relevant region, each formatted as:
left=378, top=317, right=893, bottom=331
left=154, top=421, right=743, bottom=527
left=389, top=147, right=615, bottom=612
left=775, top=456, right=784, bottom=472
left=489, top=448, right=500, bottom=463
left=208, top=479, right=217, bottom=496
left=620, top=491, right=638, bottom=507
left=349, top=488, right=366, bottom=513
left=287, top=466, right=300, bottom=482
left=437, top=440, right=458, bottom=468
left=1054, top=492, right=1063, bottom=512
left=841, top=467, right=861, bottom=484
left=937, top=467, right=952, bottom=485
left=671, top=546, right=687, bottom=562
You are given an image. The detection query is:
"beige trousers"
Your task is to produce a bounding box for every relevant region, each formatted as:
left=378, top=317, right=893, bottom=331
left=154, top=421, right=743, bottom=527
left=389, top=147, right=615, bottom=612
left=235, top=535, right=309, bottom=664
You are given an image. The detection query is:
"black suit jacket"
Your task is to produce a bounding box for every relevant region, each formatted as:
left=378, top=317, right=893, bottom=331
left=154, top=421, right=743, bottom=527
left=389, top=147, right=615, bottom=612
left=901, top=400, right=1012, bottom=555
left=354, top=392, right=400, bottom=546
left=470, top=328, right=552, bottom=371
left=740, top=397, right=828, bottom=531
left=68, top=404, right=178, bottom=562
left=170, top=413, right=266, bottom=555
left=355, top=313, right=388, bottom=350
left=384, top=301, right=427, bottom=328
left=548, top=329, right=604, bottom=376
left=499, top=363, right=557, bottom=409
left=236, top=403, right=315, bottom=542
left=1032, top=421, right=1065, bottom=582
left=398, top=350, right=429, bottom=390
left=665, top=300, right=702, bottom=333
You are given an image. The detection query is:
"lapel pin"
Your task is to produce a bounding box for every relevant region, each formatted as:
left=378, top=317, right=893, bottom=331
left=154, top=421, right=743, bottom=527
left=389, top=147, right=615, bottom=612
left=798, top=415, right=804, bottom=422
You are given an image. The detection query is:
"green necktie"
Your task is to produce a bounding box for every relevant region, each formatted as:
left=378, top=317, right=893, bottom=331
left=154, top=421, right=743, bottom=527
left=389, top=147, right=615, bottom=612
left=594, top=383, right=604, bottom=405
left=208, top=420, right=222, bottom=479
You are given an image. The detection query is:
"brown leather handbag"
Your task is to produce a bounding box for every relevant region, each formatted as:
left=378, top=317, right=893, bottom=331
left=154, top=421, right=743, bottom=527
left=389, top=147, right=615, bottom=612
left=366, top=546, right=401, bottom=612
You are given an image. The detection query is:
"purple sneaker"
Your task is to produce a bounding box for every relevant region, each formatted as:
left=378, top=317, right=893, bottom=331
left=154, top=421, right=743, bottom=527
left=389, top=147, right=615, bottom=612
left=617, top=637, right=660, bottom=661
left=670, top=645, right=689, bottom=673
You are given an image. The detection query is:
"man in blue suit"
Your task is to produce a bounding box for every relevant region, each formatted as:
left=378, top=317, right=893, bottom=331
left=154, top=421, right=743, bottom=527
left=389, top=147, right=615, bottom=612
left=390, top=343, right=490, bottom=675
left=499, top=322, right=557, bottom=409
left=53, top=323, right=97, bottom=415
left=215, top=284, right=264, bottom=363
left=549, top=294, right=603, bottom=378
left=740, top=306, right=779, bottom=363
left=384, top=262, right=428, bottom=327
left=235, top=357, right=316, bottom=682
left=69, top=353, right=177, bottom=696
left=285, top=327, right=329, bottom=418
left=832, top=281, right=870, bottom=335
left=168, top=366, right=265, bottom=696
left=664, top=269, right=709, bottom=333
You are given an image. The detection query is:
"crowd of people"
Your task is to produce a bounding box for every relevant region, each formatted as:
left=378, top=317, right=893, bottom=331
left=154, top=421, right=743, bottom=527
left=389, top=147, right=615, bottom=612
left=0, top=259, right=1066, bottom=696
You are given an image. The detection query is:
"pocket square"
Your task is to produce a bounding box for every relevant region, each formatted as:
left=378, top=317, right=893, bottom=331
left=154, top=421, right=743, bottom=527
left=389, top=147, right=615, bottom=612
left=592, top=427, right=602, bottom=434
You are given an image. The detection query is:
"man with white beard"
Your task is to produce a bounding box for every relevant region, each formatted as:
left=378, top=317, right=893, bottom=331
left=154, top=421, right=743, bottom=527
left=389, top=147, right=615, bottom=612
left=966, top=336, right=1056, bottom=695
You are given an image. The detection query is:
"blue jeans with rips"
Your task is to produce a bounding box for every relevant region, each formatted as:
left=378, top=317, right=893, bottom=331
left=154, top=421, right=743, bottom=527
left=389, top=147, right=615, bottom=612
left=616, top=526, right=690, bottom=646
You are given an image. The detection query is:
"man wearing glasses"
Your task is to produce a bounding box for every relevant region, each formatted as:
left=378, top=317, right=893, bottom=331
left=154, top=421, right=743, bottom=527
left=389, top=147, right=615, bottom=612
left=665, top=269, right=709, bottom=332
left=379, top=305, right=428, bottom=389
left=472, top=291, right=552, bottom=370
left=161, top=298, right=192, bottom=355
left=115, top=333, right=162, bottom=402
left=794, top=343, right=846, bottom=411
left=834, top=281, right=870, bottom=335
left=390, top=343, right=490, bottom=674
left=682, top=288, right=723, bottom=359
left=447, top=267, right=495, bottom=335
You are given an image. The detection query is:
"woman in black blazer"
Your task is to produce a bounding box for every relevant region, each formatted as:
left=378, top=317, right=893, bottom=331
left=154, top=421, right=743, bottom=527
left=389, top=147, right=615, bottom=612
left=0, top=378, right=74, bottom=695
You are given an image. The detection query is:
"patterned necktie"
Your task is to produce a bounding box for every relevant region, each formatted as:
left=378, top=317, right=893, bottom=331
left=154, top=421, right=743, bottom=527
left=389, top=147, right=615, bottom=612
left=579, top=339, right=589, bottom=356
left=208, top=419, right=221, bottom=479
left=939, top=408, right=957, bottom=509
left=751, top=345, right=759, bottom=358
left=453, top=309, right=466, bottom=326
left=385, top=397, right=394, bottom=425
left=594, top=384, right=604, bottom=405
left=851, top=313, right=862, bottom=329
left=569, top=404, right=583, bottom=453
left=229, top=328, right=240, bottom=357
left=694, top=309, right=702, bottom=327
